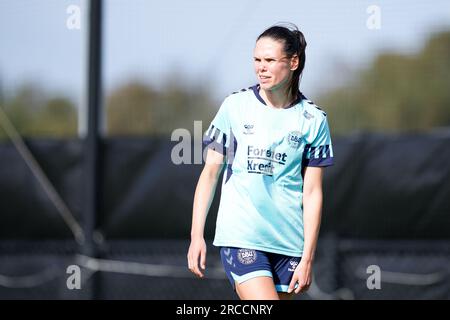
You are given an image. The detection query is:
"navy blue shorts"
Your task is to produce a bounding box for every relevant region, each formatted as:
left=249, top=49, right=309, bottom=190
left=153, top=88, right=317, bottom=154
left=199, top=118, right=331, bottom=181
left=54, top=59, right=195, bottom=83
left=219, top=247, right=301, bottom=293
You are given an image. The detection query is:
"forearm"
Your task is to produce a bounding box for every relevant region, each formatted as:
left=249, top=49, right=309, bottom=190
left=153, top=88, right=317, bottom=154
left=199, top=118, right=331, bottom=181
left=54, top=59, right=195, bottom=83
left=301, top=188, right=323, bottom=263
left=190, top=169, right=221, bottom=239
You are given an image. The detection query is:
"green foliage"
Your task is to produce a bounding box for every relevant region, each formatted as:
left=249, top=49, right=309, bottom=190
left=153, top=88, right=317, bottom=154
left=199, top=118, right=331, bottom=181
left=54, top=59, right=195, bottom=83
left=30, top=98, right=77, bottom=137
left=0, top=84, right=77, bottom=140
left=317, top=30, right=450, bottom=136
left=0, top=78, right=216, bottom=140
left=105, top=80, right=216, bottom=137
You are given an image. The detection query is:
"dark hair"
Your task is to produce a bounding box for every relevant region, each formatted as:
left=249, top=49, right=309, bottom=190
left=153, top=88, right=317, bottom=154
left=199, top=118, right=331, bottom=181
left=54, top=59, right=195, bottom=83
left=257, top=23, right=307, bottom=100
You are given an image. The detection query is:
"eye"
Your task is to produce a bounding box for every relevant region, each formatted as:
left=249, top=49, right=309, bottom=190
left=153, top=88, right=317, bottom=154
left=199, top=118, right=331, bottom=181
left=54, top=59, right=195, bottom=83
left=254, top=57, right=261, bottom=62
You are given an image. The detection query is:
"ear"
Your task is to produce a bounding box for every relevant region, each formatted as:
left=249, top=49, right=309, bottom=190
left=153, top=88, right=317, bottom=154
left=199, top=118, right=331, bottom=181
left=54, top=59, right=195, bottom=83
left=290, top=55, right=299, bottom=71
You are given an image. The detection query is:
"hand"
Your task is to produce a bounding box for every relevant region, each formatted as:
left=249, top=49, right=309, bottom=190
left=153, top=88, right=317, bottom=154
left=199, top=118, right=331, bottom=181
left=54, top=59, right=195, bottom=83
left=287, top=260, right=312, bottom=294
left=187, top=237, right=207, bottom=278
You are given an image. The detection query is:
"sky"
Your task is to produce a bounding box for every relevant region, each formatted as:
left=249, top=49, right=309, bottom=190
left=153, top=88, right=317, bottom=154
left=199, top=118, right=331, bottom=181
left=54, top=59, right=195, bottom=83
left=1, top=0, right=450, bottom=107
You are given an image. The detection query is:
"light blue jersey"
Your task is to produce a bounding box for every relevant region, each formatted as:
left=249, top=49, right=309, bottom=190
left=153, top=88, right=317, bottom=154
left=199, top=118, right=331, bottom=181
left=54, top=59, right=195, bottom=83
left=203, top=85, right=334, bottom=257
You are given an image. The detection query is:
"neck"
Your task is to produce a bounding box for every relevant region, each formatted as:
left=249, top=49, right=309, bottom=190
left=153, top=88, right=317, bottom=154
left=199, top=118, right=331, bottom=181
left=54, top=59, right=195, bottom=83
left=259, top=86, right=295, bottom=109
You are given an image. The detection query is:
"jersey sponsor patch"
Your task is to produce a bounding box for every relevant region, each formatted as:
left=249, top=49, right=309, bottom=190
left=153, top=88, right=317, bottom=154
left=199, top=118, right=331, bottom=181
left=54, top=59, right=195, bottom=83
left=247, top=145, right=287, bottom=176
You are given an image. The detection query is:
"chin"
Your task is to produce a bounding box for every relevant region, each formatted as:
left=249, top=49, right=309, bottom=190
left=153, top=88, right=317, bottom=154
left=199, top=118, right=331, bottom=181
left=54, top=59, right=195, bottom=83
left=258, top=82, right=273, bottom=90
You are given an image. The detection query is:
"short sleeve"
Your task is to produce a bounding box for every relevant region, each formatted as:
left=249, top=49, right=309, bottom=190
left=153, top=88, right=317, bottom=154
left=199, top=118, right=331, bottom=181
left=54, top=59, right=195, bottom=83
left=303, top=116, right=334, bottom=167
left=203, top=97, right=232, bottom=155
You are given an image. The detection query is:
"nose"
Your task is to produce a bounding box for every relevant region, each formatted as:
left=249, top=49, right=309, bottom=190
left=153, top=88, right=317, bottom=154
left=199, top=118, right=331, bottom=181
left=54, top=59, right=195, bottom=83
left=257, top=61, right=267, bottom=73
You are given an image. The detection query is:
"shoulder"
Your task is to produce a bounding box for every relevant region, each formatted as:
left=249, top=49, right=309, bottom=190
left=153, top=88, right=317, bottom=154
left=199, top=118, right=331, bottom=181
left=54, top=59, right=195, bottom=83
left=300, top=94, right=328, bottom=122
left=228, top=85, right=254, bottom=98
left=222, top=86, right=254, bottom=109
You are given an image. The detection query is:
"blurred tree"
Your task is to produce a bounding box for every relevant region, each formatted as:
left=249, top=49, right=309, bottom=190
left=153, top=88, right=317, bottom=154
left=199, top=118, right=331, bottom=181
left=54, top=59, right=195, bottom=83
left=30, top=97, right=77, bottom=137
left=318, top=30, right=450, bottom=136
left=0, top=84, right=77, bottom=140
left=1, top=77, right=217, bottom=140
left=105, top=81, right=157, bottom=136
left=105, top=79, right=216, bottom=137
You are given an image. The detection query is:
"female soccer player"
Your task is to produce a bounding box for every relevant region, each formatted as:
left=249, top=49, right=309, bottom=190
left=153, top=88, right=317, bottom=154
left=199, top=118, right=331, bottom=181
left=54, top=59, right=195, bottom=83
left=187, top=23, right=334, bottom=300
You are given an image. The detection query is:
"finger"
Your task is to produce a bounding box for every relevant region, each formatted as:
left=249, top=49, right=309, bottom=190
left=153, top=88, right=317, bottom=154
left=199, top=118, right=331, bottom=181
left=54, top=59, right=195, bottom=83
left=188, top=253, right=195, bottom=271
left=295, top=281, right=305, bottom=294
left=188, top=253, right=200, bottom=276
left=200, top=249, right=206, bottom=270
left=187, top=253, right=192, bottom=269
left=192, top=261, right=199, bottom=277
left=287, top=276, right=297, bottom=294
left=193, top=255, right=203, bottom=278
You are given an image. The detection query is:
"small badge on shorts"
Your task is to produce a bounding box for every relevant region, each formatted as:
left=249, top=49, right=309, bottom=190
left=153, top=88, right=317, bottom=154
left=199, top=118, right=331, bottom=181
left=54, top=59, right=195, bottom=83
left=288, top=260, right=299, bottom=272
left=237, top=249, right=257, bottom=265
left=287, top=131, right=302, bottom=149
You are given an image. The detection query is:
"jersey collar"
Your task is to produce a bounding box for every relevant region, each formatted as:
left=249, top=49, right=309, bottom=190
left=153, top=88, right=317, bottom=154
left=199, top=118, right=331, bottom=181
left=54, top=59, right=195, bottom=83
left=251, top=84, right=304, bottom=109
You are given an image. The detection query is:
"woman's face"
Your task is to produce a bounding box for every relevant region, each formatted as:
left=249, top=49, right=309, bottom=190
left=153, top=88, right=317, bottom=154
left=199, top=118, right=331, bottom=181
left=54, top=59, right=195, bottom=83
left=253, top=37, right=298, bottom=92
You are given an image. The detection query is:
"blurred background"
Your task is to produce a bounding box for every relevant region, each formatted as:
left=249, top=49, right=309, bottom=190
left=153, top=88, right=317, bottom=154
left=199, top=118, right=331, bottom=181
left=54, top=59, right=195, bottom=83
left=0, top=0, right=449, bottom=299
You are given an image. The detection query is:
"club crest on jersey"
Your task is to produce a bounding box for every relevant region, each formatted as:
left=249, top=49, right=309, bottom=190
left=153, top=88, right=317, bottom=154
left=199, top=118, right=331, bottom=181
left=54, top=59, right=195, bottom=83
left=287, top=131, right=303, bottom=149
left=237, top=249, right=257, bottom=265
left=243, top=124, right=255, bottom=135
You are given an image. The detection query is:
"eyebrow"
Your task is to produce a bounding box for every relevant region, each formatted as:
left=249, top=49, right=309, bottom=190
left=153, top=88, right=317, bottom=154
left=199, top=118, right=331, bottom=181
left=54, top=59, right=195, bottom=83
left=253, top=56, right=277, bottom=60
left=253, top=56, right=289, bottom=61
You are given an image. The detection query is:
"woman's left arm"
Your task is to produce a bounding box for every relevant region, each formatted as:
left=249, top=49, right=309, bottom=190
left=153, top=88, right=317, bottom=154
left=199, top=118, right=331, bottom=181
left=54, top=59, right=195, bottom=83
left=288, top=166, right=323, bottom=294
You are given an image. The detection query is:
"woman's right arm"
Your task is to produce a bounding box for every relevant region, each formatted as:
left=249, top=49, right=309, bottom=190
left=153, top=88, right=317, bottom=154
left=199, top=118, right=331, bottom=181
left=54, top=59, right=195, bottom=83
left=187, top=148, right=225, bottom=278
